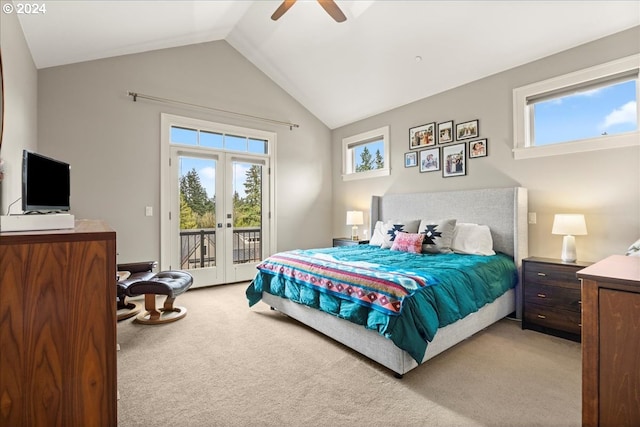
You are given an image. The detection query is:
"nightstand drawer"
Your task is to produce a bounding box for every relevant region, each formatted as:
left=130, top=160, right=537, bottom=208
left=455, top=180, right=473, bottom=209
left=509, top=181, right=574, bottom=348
left=524, top=263, right=582, bottom=289
left=524, top=283, right=581, bottom=313
left=523, top=303, right=582, bottom=336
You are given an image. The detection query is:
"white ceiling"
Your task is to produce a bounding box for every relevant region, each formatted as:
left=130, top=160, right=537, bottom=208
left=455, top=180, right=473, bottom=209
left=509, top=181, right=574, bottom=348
left=16, top=1, right=640, bottom=129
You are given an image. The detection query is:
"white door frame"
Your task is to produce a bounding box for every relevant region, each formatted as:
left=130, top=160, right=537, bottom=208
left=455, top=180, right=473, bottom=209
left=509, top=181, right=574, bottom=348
left=160, top=113, right=276, bottom=286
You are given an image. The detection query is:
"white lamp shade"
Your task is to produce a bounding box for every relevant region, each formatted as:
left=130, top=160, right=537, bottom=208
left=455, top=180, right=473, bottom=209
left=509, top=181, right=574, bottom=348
left=552, top=214, right=587, bottom=236
left=346, top=210, right=364, bottom=226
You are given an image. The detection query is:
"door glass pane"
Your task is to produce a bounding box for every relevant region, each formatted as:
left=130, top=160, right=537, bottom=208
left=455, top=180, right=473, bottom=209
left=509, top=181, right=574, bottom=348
left=232, top=161, right=262, bottom=265
left=179, top=156, right=217, bottom=270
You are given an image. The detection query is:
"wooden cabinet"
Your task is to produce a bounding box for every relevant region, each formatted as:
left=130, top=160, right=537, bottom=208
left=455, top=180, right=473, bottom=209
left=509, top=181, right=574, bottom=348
left=332, top=238, right=370, bottom=247
left=522, top=257, right=591, bottom=342
left=0, top=220, right=117, bottom=427
left=578, top=255, right=640, bottom=427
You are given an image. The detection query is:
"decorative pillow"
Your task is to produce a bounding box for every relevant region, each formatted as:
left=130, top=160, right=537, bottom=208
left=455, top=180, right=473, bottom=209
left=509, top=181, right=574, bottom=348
left=626, top=238, right=640, bottom=257
left=390, top=232, right=424, bottom=254
left=378, top=219, right=420, bottom=249
left=451, top=223, right=496, bottom=256
left=418, top=218, right=457, bottom=254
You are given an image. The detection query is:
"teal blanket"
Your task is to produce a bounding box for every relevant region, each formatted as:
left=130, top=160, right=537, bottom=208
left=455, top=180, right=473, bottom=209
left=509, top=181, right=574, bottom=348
left=246, top=245, right=517, bottom=363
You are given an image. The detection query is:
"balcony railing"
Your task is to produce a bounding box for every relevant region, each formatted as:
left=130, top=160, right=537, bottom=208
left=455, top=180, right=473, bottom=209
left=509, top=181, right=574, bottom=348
left=180, top=227, right=261, bottom=269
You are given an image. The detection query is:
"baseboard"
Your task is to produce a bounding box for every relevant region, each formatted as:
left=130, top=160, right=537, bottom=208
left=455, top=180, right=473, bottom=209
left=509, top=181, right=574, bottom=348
left=0, top=214, right=75, bottom=232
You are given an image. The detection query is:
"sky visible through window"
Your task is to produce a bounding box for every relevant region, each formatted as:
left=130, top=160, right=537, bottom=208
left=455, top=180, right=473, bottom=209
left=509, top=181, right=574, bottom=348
left=354, top=139, right=384, bottom=169
left=533, top=79, right=637, bottom=146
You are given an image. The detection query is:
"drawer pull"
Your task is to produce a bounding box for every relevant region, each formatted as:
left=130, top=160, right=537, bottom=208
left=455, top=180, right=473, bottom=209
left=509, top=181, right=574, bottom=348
left=537, top=293, right=547, bottom=298
left=578, top=323, right=582, bottom=327
left=578, top=301, right=582, bottom=305
left=537, top=272, right=547, bottom=277
left=537, top=314, right=547, bottom=319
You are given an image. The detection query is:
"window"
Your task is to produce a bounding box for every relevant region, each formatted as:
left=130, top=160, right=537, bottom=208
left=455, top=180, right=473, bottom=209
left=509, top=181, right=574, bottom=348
left=342, top=126, right=390, bottom=181
left=170, top=126, right=268, bottom=154
left=513, top=54, right=639, bottom=159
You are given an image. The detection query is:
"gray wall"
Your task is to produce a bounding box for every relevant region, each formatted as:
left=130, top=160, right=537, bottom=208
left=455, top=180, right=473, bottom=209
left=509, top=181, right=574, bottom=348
left=3, top=16, right=638, bottom=266
left=331, top=26, right=640, bottom=263
left=36, top=41, right=332, bottom=264
left=0, top=10, right=38, bottom=214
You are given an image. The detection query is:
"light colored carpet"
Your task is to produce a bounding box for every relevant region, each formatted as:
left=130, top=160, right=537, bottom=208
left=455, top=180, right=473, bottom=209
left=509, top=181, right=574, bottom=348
left=116, top=283, right=581, bottom=427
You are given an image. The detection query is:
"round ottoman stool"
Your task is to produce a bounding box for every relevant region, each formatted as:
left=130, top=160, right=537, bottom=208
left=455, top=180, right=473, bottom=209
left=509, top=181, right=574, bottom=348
left=126, top=270, right=194, bottom=325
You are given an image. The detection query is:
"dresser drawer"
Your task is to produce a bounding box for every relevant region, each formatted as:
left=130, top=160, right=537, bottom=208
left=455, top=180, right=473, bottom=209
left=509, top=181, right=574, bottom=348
left=524, top=262, right=582, bottom=288
left=523, top=303, right=582, bottom=336
left=524, top=283, right=581, bottom=313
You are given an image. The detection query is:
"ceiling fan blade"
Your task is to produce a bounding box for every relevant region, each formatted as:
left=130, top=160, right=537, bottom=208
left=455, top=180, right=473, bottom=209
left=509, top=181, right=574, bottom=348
left=271, top=0, right=297, bottom=21
left=317, top=0, right=346, bottom=22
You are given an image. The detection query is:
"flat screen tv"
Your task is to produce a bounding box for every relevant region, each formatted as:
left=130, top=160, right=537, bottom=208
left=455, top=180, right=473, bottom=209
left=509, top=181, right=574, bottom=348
left=22, top=150, right=71, bottom=213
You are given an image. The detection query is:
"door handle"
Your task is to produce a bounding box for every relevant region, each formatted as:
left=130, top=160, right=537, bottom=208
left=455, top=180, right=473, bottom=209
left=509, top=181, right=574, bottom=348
left=227, top=223, right=232, bottom=228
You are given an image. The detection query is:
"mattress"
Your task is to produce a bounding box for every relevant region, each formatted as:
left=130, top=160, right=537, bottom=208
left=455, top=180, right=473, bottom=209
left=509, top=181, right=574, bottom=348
left=247, top=245, right=517, bottom=362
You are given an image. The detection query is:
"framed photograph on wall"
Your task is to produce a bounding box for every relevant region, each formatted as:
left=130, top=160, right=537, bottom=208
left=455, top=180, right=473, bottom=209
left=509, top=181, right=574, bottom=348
left=469, top=139, right=488, bottom=158
left=455, top=119, right=479, bottom=140
left=404, top=151, right=418, bottom=167
left=442, top=143, right=466, bottom=177
left=409, top=122, right=436, bottom=149
left=419, top=148, right=440, bottom=173
left=437, top=121, right=454, bottom=144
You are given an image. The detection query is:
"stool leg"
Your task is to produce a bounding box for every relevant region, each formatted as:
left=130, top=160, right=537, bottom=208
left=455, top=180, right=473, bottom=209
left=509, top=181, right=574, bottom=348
left=163, top=295, right=176, bottom=312
left=145, top=294, right=162, bottom=322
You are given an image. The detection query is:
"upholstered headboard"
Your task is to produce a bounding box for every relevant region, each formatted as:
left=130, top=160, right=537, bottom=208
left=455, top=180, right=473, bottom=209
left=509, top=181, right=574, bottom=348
left=370, top=187, right=528, bottom=318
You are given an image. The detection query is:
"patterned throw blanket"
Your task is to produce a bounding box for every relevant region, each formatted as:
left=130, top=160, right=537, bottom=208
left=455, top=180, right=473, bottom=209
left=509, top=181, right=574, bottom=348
left=256, top=251, right=430, bottom=316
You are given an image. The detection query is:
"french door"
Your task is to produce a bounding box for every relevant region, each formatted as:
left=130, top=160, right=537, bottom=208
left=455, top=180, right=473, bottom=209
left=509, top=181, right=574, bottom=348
left=168, top=147, right=269, bottom=288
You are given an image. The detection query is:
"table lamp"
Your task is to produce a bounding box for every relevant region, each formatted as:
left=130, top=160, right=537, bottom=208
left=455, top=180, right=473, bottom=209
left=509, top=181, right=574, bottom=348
left=346, top=210, right=364, bottom=241
left=552, top=214, right=587, bottom=262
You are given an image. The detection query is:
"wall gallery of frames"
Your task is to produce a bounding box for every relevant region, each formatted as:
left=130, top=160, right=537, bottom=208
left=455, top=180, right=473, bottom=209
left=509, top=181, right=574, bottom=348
left=405, top=119, right=487, bottom=178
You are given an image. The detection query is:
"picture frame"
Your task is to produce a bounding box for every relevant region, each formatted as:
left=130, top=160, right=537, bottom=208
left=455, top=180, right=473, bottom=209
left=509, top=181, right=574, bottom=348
left=419, top=148, right=440, bottom=173
left=455, top=119, right=479, bottom=140
left=442, top=143, right=466, bottom=177
left=404, top=151, right=418, bottom=167
left=409, top=122, right=436, bottom=149
left=437, top=120, right=454, bottom=144
left=469, top=139, right=488, bottom=158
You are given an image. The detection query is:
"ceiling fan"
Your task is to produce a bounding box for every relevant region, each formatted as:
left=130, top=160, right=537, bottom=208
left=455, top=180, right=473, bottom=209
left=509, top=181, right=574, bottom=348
left=271, top=0, right=347, bottom=23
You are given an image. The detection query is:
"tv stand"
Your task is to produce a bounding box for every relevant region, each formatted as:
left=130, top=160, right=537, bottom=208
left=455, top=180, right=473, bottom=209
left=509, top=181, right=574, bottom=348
left=0, top=213, right=75, bottom=232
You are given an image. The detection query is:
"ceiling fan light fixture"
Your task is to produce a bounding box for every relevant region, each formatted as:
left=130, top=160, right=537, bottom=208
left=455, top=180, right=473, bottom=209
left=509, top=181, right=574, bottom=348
left=271, top=0, right=347, bottom=22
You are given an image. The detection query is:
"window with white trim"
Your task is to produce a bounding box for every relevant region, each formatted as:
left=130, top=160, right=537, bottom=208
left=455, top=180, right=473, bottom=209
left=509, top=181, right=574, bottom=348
left=513, top=54, right=639, bottom=159
left=342, top=126, right=390, bottom=181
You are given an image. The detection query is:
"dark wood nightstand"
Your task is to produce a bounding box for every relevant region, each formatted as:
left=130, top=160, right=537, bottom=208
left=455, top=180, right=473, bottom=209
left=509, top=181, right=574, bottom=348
left=522, top=256, right=593, bottom=342
left=332, top=237, right=370, bottom=247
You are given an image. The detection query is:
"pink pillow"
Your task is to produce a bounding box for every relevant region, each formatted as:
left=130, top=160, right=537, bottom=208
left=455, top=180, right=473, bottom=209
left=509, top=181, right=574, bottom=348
left=390, top=232, right=423, bottom=254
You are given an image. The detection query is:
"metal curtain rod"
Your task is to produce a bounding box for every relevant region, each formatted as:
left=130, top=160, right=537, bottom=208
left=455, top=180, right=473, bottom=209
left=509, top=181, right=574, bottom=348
left=127, top=91, right=300, bottom=130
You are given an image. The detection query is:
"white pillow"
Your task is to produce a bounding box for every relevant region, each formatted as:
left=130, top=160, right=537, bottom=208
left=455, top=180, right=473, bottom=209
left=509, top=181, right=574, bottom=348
left=450, top=223, right=495, bottom=256
left=369, top=221, right=385, bottom=246
left=626, top=238, right=640, bottom=257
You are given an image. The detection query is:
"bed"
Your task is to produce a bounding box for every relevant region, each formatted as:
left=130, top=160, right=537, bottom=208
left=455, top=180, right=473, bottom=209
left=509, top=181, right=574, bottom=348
left=246, top=187, right=528, bottom=376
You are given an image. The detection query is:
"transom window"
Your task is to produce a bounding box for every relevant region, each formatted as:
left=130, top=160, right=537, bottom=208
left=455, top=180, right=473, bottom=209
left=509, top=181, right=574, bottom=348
left=342, top=126, right=390, bottom=181
left=170, top=126, right=268, bottom=154
left=513, top=54, right=639, bottom=159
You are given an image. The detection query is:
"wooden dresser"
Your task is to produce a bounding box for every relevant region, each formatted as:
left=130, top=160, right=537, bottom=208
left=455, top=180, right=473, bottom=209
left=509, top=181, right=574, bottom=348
left=0, top=220, right=117, bottom=427
left=577, top=255, right=640, bottom=427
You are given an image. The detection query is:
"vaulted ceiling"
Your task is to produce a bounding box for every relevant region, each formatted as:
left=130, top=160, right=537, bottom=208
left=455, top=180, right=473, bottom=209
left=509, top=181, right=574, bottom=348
left=16, top=1, right=640, bottom=129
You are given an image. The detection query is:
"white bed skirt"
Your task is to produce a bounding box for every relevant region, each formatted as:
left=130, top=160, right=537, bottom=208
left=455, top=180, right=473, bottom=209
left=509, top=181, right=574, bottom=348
left=261, top=288, right=515, bottom=376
